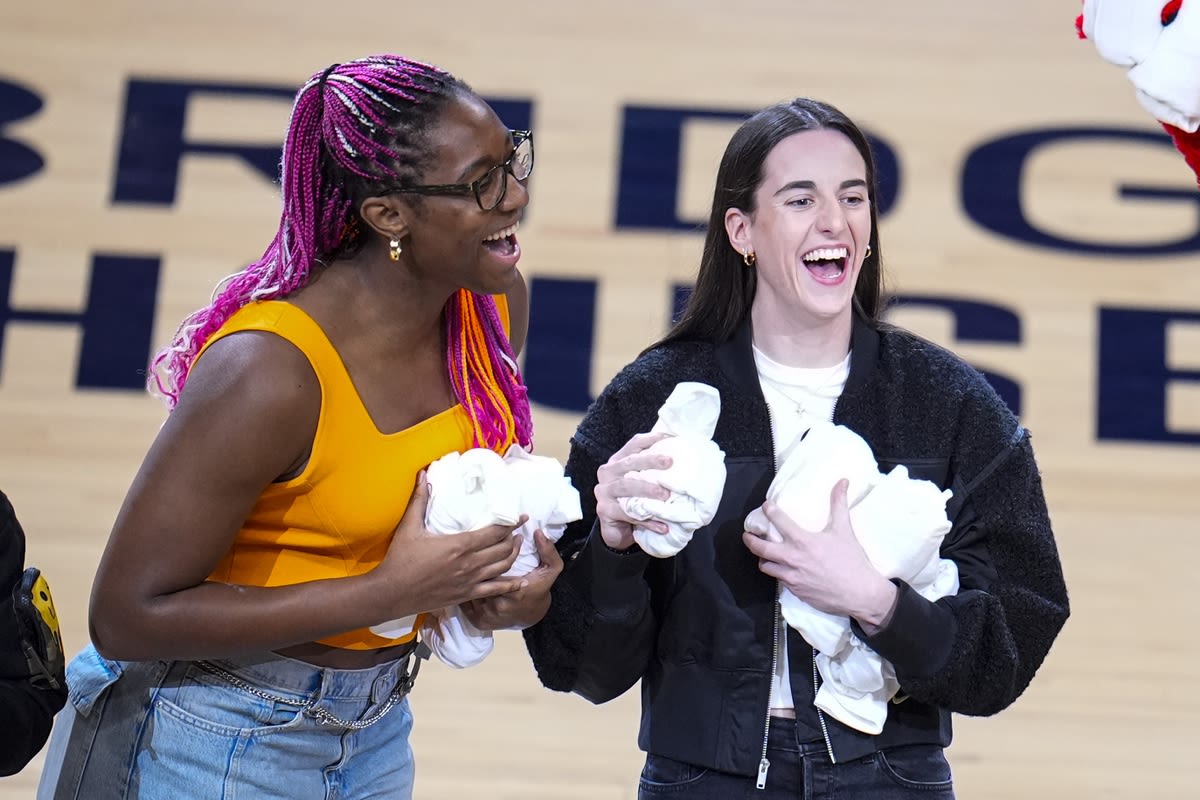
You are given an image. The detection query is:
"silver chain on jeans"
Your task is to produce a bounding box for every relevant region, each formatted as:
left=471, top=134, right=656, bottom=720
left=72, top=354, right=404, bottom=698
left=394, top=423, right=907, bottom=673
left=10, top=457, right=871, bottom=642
left=194, top=642, right=429, bottom=731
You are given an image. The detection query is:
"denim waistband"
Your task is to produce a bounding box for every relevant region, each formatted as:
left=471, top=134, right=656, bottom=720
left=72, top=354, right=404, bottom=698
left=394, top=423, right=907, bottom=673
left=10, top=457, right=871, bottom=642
left=767, top=715, right=834, bottom=758
left=201, top=645, right=422, bottom=705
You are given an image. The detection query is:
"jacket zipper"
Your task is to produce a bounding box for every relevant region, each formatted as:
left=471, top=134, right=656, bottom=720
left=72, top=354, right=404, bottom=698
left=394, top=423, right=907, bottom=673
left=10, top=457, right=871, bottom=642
left=756, top=597, right=781, bottom=789
left=815, top=401, right=838, bottom=763
left=756, top=402, right=781, bottom=790
left=813, top=652, right=836, bottom=763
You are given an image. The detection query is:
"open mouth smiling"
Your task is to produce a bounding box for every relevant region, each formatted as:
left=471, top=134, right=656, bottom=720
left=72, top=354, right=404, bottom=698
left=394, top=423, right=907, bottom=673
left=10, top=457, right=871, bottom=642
left=802, top=246, right=849, bottom=281
left=482, top=221, right=520, bottom=257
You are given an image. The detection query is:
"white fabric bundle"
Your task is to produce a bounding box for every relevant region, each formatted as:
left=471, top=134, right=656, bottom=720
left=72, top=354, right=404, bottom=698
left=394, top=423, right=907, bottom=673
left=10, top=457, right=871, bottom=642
left=618, top=382, right=727, bottom=558
left=370, top=446, right=581, bottom=669
left=502, top=445, right=584, bottom=575
left=1082, top=0, right=1200, bottom=131
left=744, top=421, right=958, bottom=734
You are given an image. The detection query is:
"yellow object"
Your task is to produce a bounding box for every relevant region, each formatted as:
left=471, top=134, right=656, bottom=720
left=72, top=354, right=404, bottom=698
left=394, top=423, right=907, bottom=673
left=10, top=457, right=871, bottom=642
left=27, top=569, right=62, bottom=646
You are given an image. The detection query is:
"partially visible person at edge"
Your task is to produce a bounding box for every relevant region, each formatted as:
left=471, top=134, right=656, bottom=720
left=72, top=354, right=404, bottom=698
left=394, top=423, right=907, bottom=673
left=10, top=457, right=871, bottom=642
left=523, top=97, right=1069, bottom=799
left=36, top=54, right=561, bottom=800
left=1, top=489, right=67, bottom=776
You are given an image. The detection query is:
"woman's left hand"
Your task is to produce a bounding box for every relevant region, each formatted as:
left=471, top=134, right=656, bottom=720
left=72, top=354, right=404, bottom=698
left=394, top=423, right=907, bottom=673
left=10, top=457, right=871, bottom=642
left=460, top=529, right=564, bottom=631
left=743, top=479, right=898, bottom=631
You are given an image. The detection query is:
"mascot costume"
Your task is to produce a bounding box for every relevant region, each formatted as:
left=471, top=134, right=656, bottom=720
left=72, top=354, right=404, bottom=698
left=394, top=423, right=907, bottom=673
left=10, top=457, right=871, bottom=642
left=1077, top=0, right=1200, bottom=185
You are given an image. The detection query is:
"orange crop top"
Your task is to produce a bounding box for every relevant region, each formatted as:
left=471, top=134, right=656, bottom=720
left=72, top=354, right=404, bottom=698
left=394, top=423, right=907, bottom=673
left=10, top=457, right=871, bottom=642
left=196, top=295, right=511, bottom=650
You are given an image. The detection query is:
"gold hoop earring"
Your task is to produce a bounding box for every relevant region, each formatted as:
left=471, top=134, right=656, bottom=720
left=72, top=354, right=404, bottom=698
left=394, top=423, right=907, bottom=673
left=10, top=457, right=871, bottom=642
left=389, top=238, right=403, bottom=262
left=743, top=250, right=756, bottom=267
left=865, top=245, right=872, bottom=259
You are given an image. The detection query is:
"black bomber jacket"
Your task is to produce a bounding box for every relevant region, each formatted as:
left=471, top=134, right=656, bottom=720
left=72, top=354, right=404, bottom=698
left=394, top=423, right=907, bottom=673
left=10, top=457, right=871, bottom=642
left=524, top=315, right=1069, bottom=774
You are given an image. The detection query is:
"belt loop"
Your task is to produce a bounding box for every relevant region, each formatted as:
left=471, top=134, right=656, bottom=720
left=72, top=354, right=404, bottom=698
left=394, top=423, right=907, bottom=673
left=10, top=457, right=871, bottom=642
left=313, top=663, right=332, bottom=706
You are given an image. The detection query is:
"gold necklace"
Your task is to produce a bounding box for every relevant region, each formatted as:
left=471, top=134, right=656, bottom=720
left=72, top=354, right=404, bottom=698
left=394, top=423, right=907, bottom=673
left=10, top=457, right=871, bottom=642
left=761, top=374, right=810, bottom=417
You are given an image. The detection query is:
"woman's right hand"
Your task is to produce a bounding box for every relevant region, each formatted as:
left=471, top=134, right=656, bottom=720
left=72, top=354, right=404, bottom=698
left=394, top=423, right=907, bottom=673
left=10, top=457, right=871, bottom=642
left=593, top=432, right=674, bottom=551
left=375, top=471, right=525, bottom=620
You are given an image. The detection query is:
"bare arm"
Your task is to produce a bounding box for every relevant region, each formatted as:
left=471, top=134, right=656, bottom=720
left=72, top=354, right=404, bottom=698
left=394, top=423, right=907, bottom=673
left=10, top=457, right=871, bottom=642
left=89, top=332, right=524, bottom=661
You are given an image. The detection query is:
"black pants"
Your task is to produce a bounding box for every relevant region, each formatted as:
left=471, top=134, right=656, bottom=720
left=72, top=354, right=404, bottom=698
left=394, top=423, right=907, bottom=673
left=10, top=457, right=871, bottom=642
left=637, top=717, right=955, bottom=799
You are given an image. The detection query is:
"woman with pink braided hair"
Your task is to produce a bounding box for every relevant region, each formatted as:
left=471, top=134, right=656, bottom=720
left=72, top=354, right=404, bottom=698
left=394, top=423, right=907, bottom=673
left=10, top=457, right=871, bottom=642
left=37, top=54, right=561, bottom=799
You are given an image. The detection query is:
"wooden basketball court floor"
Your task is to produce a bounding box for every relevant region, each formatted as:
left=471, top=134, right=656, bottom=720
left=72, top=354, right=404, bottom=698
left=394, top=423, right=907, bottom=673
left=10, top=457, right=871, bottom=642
left=1, top=1, right=1198, bottom=797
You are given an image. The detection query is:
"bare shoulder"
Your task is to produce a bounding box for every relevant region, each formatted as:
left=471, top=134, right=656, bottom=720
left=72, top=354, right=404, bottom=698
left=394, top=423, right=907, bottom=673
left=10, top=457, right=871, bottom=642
left=158, top=330, right=322, bottom=480
left=96, top=330, right=325, bottom=608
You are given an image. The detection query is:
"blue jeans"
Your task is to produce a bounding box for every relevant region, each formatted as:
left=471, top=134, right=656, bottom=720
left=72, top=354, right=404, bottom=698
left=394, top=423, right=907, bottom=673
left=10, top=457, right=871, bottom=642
left=37, top=643, right=422, bottom=799
left=638, top=717, right=955, bottom=799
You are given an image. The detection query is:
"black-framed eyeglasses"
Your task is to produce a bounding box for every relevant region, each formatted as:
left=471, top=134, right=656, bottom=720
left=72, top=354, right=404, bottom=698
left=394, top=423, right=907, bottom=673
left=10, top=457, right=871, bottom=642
left=383, top=130, right=534, bottom=211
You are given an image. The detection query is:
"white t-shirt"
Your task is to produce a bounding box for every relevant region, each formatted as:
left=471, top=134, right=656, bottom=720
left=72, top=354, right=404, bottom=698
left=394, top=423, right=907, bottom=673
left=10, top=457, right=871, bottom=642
left=751, top=344, right=850, bottom=711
